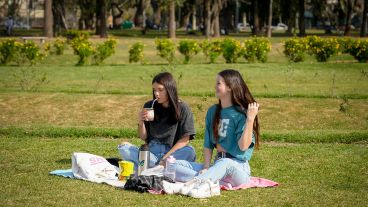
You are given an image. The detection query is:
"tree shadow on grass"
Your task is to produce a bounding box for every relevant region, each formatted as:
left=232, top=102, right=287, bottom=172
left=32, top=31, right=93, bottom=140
left=56, top=158, right=71, bottom=164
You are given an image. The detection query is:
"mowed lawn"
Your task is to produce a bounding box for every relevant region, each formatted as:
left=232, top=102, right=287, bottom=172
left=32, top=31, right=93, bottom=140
left=0, top=136, right=367, bottom=207
left=0, top=36, right=367, bottom=206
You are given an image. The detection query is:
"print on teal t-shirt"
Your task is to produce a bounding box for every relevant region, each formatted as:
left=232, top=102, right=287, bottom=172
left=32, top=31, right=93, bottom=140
left=203, top=104, right=255, bottom=161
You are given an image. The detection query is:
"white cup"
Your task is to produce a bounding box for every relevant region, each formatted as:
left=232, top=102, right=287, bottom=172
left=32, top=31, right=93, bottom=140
left=144, top=108, right=154, bottom=121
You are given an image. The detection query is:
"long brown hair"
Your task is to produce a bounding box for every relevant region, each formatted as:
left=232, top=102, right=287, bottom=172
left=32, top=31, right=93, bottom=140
left=152, top=72, right=181, bottom=122
left=213, top=69, right=260, bottom=148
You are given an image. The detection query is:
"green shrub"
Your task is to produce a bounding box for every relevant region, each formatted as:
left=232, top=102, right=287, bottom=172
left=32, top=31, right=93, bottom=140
left=177, top=39, right=201, bottom=64
left=71, top=36, right=95, bottom=66
left=200, top=40, right=211, bottom=59
left=336, top=37, right=354, bottom=54
left=306, top=36, right=339, bottom=62
left=243, top=37, right=271, bottom=63
left=200, top=39, right=222, bottom=63
left=221, top=38, right=243, bottom=63
left=53, top=38, right=67, bottom=55
left=0, top=39, right=22, bottom=65
left=93, top=38, right=117, bottom=65
left=155, top=39, right=175, bottom=64
left=64, top=30, right=90, bottom=41
left=129, top=42, right=145, bottom=63
left=348, top=39, right=368, bottom=63
left=283, top=38, right=308, bottom=62
left=20, top=40, right=44, bottom=65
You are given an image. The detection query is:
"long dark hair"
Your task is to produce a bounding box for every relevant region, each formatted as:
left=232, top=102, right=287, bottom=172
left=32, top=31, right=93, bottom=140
left=152, top=72, right=181, bottom=122
left=213, top=69, right=260, bottom=148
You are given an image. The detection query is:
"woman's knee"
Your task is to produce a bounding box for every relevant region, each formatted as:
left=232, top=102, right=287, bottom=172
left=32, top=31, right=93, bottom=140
left=117, top=142, right=137, bottom=157
left=183, top=145, right=197, bottom=161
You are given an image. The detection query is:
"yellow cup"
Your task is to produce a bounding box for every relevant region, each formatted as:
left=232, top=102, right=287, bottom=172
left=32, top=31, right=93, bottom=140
left=118, top=161, right=134, bottom=180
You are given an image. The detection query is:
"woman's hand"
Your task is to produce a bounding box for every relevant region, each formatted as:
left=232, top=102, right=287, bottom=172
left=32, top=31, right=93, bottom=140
left=138, top=108, right=148, bottom=122
left=247, top=102, right=259, bottom=121
left=199, top=168, right=208, bottom=175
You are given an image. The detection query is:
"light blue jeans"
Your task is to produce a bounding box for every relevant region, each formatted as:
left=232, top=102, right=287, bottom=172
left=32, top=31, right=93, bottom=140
left=174, top=158, right=251, bottom=186
left=117, top=140, right=196, bottom=174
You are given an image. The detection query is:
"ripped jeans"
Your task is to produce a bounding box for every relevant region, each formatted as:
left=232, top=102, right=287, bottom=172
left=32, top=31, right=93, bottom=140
left=117, top=140, right=196, bottom=174
left=173, top=158, right=251, bottom=187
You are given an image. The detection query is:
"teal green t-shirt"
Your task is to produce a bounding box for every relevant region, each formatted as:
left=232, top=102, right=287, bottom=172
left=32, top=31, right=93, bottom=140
left=203, top=104, right=255, bottom=161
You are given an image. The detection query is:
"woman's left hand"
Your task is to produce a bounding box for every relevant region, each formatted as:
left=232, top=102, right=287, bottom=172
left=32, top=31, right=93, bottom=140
left=247, top=102, right=259, bottom=121
left=199, top=168, right=208, bottom=174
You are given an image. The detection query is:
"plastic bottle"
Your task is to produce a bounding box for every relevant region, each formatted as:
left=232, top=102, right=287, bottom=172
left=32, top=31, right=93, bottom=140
left=165, top=155, right=176, bottom=181
left=138, top=144, right=150, bottom=175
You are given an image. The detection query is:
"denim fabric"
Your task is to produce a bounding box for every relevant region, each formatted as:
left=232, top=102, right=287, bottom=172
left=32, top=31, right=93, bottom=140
left=174, top=158, right=251, bottom=186
left=117, top=140, right=196, bottom=175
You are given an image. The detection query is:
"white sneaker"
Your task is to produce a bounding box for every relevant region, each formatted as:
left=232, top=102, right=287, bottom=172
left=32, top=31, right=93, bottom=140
left=162, top=181, right=184, bottom=194
left=188, top=180, right=221, bottom=199
left=179, top=178, right=202, bottom=195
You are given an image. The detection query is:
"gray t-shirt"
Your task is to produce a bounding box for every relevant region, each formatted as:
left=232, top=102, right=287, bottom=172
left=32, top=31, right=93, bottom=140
left=143, top=101, right=195, bottom=147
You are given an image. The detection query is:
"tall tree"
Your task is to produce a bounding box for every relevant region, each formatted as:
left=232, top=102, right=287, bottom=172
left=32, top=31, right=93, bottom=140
left=168, top=0, right=176, bottom=38
left=281, top=0, right=297, bottom=35
left=96, top=0, right=107, bottom=37
left=152, top=0, right=162, bottom=28
left=298, top=0, right=306, bottom=36
left=44, top=0, right=53, bottom=38
left=134, top=0, right=150, bottom=28
left=252, top=0, right=260, bottom=35
left=111, top=1, right=124, bottom=29
left=53, top=0, right=68, bottom=36
left=267, top=0, right=273, bottom=37
left=361, top=0, right=368, bottom=36
left=7, top=0, right=22, bottom=17
left=212, top=0, right=225, bottom=37
left=204, top=0, right=211, bottom=38
left=77, top=0, right=95, bottom=30
left=344, top=0, right=354, bottom=35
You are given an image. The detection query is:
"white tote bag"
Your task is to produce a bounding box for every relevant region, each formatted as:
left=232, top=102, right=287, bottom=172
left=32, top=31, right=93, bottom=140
left=72, top=152, right=119, bottom=182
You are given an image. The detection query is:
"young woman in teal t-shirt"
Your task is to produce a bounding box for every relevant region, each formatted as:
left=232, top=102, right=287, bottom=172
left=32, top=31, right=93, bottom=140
left=163, top=69, right=260, bottom=198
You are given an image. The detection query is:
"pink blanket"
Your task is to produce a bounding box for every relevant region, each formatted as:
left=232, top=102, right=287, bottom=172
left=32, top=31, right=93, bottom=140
left=220, top=177, right=279, bottom=190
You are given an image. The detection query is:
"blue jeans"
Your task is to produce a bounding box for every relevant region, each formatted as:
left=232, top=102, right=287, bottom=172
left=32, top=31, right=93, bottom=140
left=117, top=140, right=196, bottom=174
left=174, top=158, right=251, bottom=186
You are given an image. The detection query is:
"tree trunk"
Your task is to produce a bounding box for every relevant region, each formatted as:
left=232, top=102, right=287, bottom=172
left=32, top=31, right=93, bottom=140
left=95, top=3, right=101, bottom=35
left=168, top=0, right=176, bottom=38
left=44, top=0, right=53, bottom=38
left=204, top=0, right=211, bottom=38
left=212, top=0, right=221, bottom=37
left=361, top=0, right=368, bottom=37
left=344, top=0, right=353, bottom=36
left=134, top=0, right=144, bottom=27
left=267, top=0, right=273, bottom=37
left=182, top=12, right=192, bottom=29
left=8, top=0, right=22, bottom=17
left=213, top=13, right=220, bottom=37
left=298, top=0, right=306, bottom=36
left=252, top=0, right=260, bottom=35
left=153, top=2, right=162, bottom=27
left=222, top=3, right=233, bottom=34
left=111, top=3, right=123, bottom=29
left=96, top=0, right=107, bottom=37
left=192, top=9, right=197, bottom=30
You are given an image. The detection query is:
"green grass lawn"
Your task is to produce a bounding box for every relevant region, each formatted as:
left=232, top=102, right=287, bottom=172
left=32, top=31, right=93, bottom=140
left=1, top=63, right=367, bottom=98
left=0, top=136, right=367, bottom=207
left=0, top=36, right=367, bottom=206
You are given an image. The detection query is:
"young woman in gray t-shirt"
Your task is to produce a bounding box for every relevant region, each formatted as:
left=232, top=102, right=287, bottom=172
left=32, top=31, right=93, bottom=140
left=118, top=72, right=196, bottom=174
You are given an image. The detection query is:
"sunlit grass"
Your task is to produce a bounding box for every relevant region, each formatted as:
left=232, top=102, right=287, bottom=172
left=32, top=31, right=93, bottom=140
left=0, top=136, right=366, bottom=206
